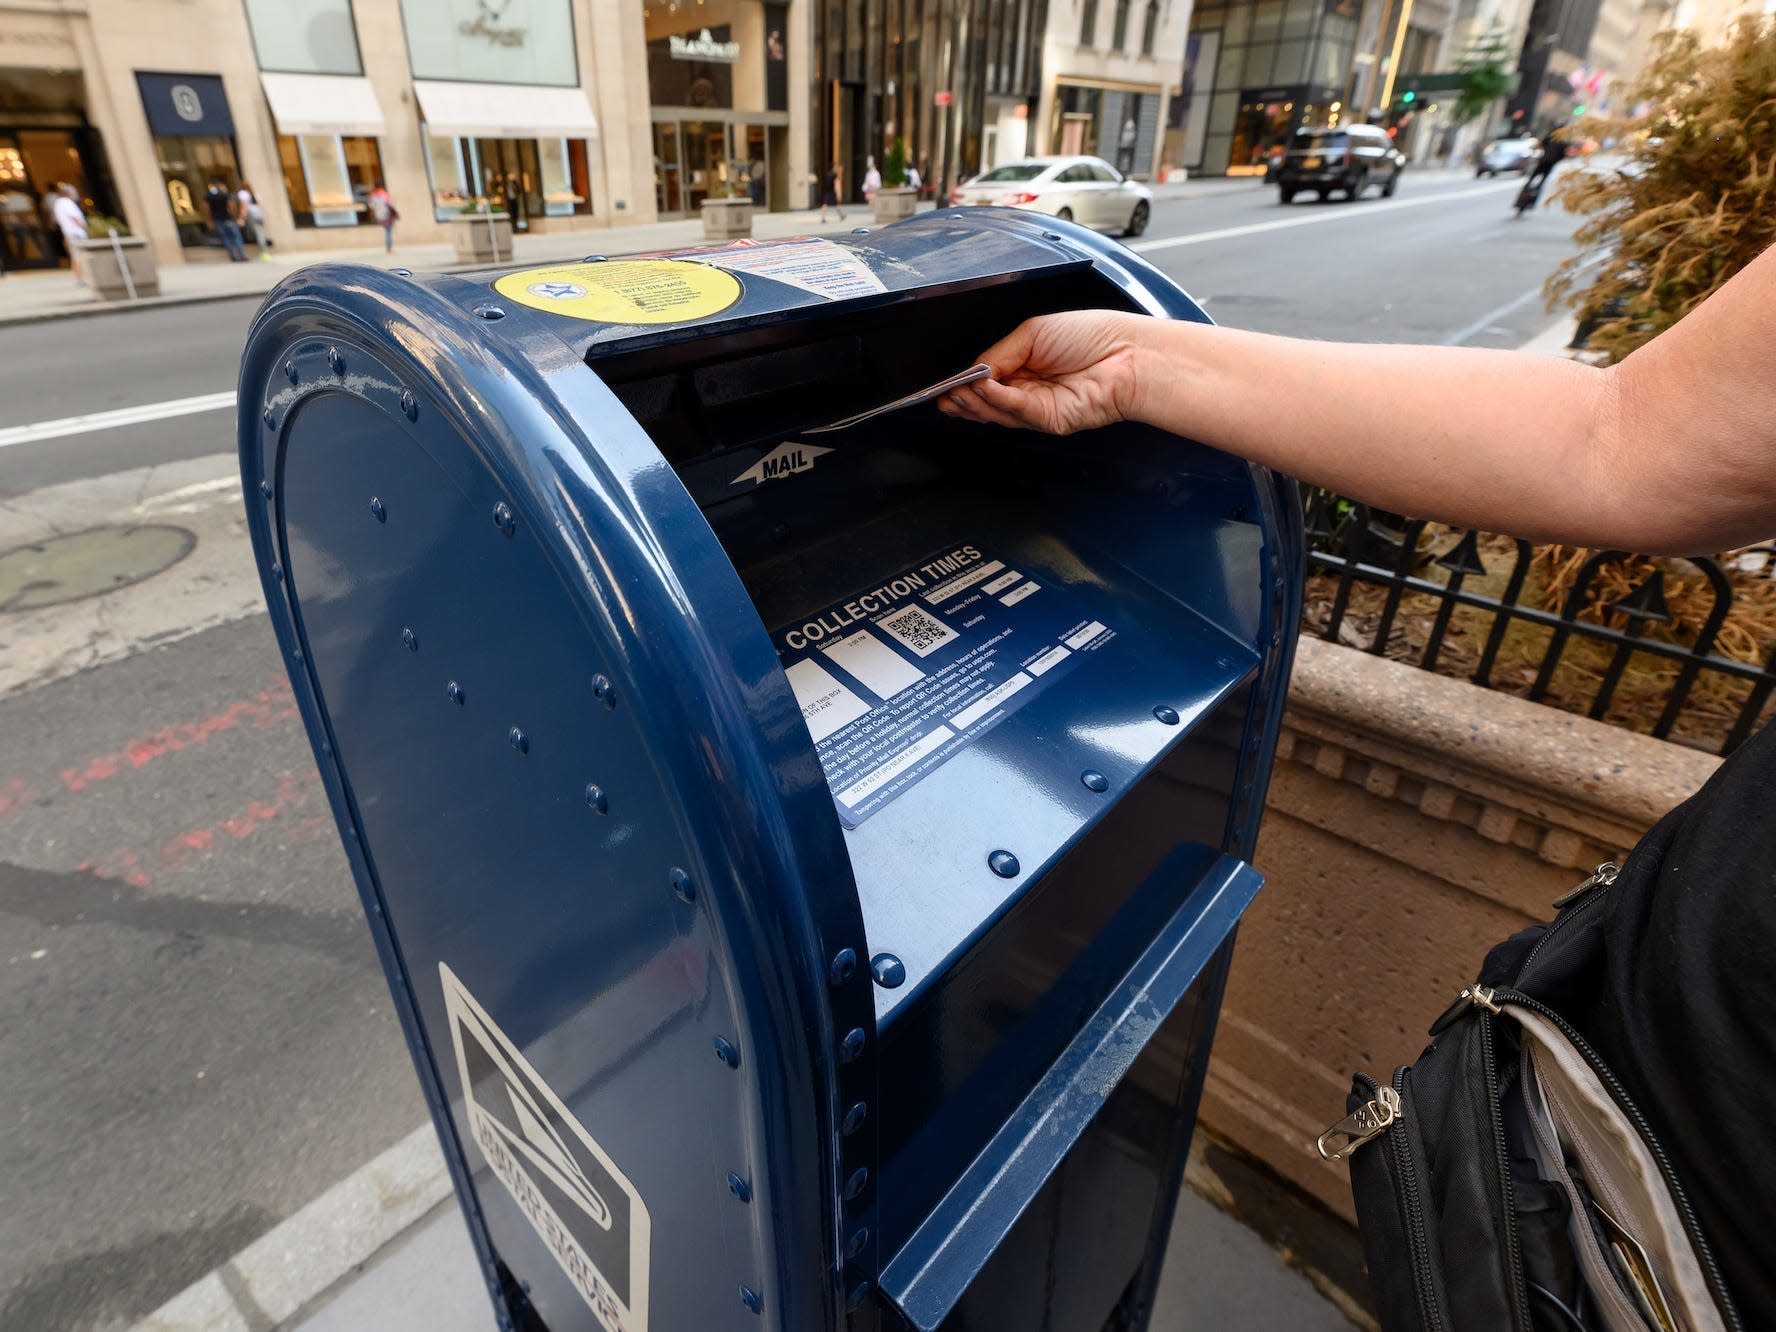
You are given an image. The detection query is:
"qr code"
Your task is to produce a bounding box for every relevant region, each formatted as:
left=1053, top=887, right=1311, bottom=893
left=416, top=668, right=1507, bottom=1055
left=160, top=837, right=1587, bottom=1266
left=878, top=605, right=955, bottom=658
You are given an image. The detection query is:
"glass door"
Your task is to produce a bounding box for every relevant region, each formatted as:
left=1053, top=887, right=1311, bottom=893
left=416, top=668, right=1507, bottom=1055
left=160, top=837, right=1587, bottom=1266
left=742, top=123, right=767, bottom=207
left=682, top=120, right=730, bottom=209
left=654, top=122, right=683, bottom=216
left=0, top=132, right=59, bottom=270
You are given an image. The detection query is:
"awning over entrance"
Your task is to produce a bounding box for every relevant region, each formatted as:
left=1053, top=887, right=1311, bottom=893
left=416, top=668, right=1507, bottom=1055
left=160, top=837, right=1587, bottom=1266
left=413, top=81, right=599, bottom=140
left=259, top=72, right=387, bottom=138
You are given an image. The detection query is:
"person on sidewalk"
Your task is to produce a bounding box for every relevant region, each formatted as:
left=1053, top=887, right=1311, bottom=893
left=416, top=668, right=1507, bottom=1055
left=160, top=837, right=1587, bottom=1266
left=861, top=156, right=881, bottom=206
left=906, top=161, right=923, bottom=198
left=819, top=163, right=844, bottom=222
left=940, top=243, right=1776, bottom=1325
left=368, top=182, right=398, bottom=253
left=50, top=183, right=87, bottom=285
left=206, top=178, right=246, bottom=261
left=237, top=181, right=271, bottom=256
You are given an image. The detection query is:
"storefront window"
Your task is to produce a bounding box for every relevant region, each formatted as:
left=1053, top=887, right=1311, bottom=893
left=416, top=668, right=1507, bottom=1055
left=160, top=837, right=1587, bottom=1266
left=277, top=134, right=384, bottom=225
left=153, top=135, right=242, bottom=247
left=423, top=134, right=592, bottom=225
left=648, top=24, right=739, bottom=108
left=646, top=0, right=786, bottom=217
left=536, top=137, right=592, bottom=215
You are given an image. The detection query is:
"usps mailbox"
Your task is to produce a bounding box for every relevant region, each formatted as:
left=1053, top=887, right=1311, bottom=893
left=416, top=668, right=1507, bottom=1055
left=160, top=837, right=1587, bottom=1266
left=239, top=213, right=1301, bottom=1332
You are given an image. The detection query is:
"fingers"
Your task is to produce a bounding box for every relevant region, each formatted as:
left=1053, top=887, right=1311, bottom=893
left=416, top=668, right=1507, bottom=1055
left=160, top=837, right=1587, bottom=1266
left=938, top=380, right=1041, bottom=431
left=973, top=319, right=1040, bottom=382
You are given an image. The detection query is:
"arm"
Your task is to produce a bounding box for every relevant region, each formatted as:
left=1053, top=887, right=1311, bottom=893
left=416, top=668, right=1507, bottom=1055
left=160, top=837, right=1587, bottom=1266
left=940, top=243, right=1776, bottom=555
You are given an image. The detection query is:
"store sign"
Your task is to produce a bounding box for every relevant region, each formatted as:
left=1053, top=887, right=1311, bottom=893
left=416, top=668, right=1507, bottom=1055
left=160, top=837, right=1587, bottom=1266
left=461, top=0, right=527, bottom=47
left=403, top=0, right=576, bottom=87
left=135, top=72, right=237, bottom=137
left=669, top=29, right=740, bottom=62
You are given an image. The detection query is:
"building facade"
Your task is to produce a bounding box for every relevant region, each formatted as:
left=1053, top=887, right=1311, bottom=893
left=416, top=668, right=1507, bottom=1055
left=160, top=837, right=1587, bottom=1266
left=0, top=0, right=813, bottom=270
left=1174, top=0, right=1452, bottom=175
left=814, top=0, right=1048, bottom=202
left=1037, top=0, right=1192, bottom=179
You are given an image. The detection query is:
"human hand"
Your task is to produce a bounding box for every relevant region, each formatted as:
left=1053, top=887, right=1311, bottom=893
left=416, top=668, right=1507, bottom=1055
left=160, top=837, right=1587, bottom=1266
left=936, top=310, right=1147, bottom=435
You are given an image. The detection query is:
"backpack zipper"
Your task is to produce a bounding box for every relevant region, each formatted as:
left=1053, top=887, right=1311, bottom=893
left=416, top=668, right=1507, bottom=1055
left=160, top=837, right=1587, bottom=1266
left=1385, top=1067, right=1449, bottom=1332
left=1551, top=860, right=1619, bottom=910
left=1476, top=1008, right=1534, bottom=1332
left=1493, top=987, right=1745, bottom=1332
left=1520, top=861, right=1620, bottom=977
left=1316, top=1073, right=1400, bottom=1162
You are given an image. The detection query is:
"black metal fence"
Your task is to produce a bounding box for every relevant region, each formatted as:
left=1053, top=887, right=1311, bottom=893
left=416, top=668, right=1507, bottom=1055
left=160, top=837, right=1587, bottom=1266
left=1302, top=492, right=1776, bottom=755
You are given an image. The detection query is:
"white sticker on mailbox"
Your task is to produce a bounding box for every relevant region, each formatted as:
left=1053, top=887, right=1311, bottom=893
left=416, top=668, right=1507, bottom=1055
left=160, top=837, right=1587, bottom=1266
left=772, top=540, right=1118, bottom=826
left=441, top=963, right=651, bottom=1332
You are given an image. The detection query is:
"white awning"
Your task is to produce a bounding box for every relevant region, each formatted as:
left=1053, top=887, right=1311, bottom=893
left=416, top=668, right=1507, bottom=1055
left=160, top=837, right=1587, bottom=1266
left=259, top=72, right=387, bottom=137
left=413, top=81, right=599, bottom=140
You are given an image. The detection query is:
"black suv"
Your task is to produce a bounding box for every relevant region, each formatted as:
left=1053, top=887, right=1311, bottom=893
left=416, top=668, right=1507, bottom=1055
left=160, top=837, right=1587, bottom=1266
left=1276, top=125, right=1405, bottom=203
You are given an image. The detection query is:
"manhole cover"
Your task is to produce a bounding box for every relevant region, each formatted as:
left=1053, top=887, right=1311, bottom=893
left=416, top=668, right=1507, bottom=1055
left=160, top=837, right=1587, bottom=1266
left=0, top=525, right=197, bottom=612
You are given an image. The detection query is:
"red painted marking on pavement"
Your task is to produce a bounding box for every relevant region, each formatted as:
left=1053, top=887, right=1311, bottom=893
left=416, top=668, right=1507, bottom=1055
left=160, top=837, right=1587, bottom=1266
left=59, top=680, right=297, bottom=793
left=0, top=777, right=32, bottom=821
left=76, top=768, right=326, bottom=886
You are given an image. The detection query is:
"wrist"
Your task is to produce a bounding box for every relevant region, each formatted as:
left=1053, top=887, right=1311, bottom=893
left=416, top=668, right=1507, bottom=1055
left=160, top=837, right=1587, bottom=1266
left=1120, top=315, right=1166, bottom=426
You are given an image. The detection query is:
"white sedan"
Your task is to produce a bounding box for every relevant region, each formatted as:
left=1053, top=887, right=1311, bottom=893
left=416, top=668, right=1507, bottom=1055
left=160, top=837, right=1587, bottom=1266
left=950, top=156, right=1153, bottom=236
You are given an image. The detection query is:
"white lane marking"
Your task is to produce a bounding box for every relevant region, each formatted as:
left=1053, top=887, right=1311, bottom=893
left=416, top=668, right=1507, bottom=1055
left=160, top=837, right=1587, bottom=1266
left=1439, top=285, right=1547, bottom=347
left=1129, top=182, right=1515, bottom=254
left=0, top=390, right=236, bottom=450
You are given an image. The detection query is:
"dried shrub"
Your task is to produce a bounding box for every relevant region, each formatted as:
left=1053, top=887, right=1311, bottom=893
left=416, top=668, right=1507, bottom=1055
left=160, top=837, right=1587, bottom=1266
left=1544, top=18, right=1776, bottom=365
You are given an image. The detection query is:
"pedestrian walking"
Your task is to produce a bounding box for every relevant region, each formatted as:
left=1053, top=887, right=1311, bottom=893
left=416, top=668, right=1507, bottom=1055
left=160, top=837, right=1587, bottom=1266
left=368, top=182, right=398, bottom=253
left=237, top=181, right=270, bottom=255
left=206, top=178, right=246, bottom=261
left=905, top=161, right=923, bottom=198
left=862, top=156, right=881, bottom=205
left=50, top=183, right=87, bottom=284
left=819, top=163, right=844, bottom=222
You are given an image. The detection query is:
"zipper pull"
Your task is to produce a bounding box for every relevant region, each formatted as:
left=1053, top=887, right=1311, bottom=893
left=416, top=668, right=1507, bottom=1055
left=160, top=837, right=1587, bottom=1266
left=1552, top=860, right=1620, bottom=909
left=1317, top=1084, right=1401, bottom=1162
left=1429, top=981, right=1502, bottom=1035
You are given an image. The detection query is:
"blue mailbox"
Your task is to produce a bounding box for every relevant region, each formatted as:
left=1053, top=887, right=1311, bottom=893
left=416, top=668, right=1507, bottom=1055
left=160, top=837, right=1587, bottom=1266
left=239, top=212, right=1301, bottom=1332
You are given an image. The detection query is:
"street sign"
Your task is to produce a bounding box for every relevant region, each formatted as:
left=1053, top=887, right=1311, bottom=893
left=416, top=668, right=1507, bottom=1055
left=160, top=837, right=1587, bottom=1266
left=934, top=90, right=953, bottom=106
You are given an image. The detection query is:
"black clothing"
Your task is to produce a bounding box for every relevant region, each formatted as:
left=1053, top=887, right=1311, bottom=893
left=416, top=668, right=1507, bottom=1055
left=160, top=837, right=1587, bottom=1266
left=205, top=186, right=233, bottom=223
left=1571, top=721, right=1776, bottom=1325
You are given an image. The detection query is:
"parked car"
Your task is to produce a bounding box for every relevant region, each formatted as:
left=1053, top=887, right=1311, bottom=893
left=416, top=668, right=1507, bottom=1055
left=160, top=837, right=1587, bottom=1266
left=1275, top=125, right=1404, bottom=203
left=1478, top=135, right=1540, bottom=176
left=949, top=156, right=1153, bottom=236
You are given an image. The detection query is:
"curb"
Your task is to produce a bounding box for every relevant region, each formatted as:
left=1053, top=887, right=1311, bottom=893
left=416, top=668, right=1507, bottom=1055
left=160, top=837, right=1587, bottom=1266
left=0, top=260, right=501, bottom=328
left=133, top=1122, right=449, bottom=1332
left=1516, top=314, right=1579, bottom=356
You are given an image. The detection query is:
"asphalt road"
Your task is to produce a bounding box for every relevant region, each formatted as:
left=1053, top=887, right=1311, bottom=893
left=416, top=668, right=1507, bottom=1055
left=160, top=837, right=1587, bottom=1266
left=0, top=167, right=1583, bottom=1330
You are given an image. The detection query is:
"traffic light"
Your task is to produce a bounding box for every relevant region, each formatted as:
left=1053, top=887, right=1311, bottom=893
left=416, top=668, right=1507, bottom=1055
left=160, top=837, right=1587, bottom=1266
left=1401, top=90, right=1417, bottom=104
left=1572, top=102, right=1586, bottom=115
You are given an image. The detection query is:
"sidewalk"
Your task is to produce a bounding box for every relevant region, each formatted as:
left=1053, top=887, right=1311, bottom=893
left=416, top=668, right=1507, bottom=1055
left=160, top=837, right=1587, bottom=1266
left=288, top=1177, right=1358, bottom=1332
left=135, top=1113, right=1361, bottom=1332
left=1, top=174, right=1258, bottom=327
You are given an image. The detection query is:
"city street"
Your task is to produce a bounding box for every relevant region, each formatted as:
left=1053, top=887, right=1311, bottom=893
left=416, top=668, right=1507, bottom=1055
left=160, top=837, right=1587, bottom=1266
left=1, top=167, right=1579, bottom=1330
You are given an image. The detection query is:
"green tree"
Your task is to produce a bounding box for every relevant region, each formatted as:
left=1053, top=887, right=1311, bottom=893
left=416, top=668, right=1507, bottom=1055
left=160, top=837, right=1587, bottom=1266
left=1454, top=22, right=1514, bottom=125
left=1545, top=17, right=1776, bottom=363
left=883, top=136, right=909, bottom=188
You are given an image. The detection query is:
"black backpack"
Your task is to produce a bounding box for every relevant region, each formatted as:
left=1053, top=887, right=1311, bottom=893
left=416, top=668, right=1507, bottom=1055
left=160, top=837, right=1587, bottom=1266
left=1321, top=725, right=1776, bottom=1331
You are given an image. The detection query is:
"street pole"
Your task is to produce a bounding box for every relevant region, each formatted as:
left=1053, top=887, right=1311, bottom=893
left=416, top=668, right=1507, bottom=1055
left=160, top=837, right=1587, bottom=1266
left=109, top=229, right=138, bottom=303
left=1378, top=0, right=1418, bottom=114
left=1359, top=0, right=1398, bottom=118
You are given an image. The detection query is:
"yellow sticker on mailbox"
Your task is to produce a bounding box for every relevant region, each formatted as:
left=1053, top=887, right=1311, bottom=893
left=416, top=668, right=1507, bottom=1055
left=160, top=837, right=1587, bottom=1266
left=492, top=260, right=742, bottom=325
